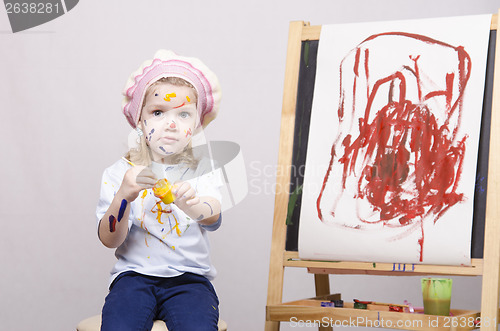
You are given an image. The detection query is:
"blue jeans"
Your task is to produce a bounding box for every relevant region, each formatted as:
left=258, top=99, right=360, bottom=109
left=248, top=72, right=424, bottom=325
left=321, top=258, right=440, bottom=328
left=101, top=271, right=219, bottom=331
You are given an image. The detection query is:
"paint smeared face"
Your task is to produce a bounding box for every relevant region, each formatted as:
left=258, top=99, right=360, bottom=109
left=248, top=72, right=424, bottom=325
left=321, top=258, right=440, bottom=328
left=140, top=83, right=198, bottom=162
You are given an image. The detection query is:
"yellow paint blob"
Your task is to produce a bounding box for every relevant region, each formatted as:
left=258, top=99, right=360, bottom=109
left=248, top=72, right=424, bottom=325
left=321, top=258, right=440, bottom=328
left=153, top=201, right=165, bottom=224
left=163, top=93, right=176, bottom=102
left=153, top=179, right=176, bottom=204
left=186, top=96, right=191, bottom=102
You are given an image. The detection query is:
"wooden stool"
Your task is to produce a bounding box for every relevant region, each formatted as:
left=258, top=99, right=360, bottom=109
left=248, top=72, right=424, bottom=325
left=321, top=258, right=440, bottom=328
left=76, top=315, right=228, bottom=331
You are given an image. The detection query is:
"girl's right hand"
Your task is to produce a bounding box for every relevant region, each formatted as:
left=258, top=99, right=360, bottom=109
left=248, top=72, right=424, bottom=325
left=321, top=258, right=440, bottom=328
left=119, top=166, right=157, bottom=202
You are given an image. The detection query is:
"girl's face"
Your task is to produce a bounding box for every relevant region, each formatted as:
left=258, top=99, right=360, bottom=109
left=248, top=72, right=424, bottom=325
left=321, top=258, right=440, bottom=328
left=140, top=83, right=198, bottom=162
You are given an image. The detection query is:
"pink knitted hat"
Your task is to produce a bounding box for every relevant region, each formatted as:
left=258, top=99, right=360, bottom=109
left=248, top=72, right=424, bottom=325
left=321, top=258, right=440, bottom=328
left=122, top=50, right=221, bottom=128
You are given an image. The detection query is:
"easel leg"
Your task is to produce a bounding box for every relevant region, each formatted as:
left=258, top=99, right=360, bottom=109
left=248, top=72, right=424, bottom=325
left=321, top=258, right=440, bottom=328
left=480, top=9, right=500, bottom=331
left=314, top=274, right=332, bottom=331
left=265, top=20, right=307, bottom=331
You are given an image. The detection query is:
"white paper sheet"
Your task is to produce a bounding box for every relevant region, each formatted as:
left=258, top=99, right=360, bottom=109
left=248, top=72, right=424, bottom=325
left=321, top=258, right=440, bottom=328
left=298, top=15, right=491, bottom=265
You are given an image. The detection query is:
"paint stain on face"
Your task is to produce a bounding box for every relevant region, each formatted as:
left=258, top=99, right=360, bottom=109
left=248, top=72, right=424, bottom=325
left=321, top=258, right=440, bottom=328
left=148, top=128, right=155, bottom=141
left=164, top=93, right=176, bottom=102
left=169, top=121, right=176, bottom=129
left=159, top=146, right=173, bottom=154
left=184, top=128, right=192, bottom=138
left=186, top=96, right=191, bottom=102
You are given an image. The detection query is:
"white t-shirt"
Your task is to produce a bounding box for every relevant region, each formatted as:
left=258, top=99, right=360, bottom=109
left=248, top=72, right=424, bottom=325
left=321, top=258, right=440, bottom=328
left=96, top=158, right=223, bottom=286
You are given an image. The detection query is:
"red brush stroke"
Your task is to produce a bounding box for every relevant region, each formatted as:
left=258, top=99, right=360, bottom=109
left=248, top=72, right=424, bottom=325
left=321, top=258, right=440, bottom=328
left=317, top=32, right=471, bottom=261
left=109, top=215, right=117, bottom=233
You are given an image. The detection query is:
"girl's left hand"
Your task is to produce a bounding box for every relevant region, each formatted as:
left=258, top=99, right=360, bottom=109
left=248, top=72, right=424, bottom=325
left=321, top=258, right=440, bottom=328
left=173, top=181, right=200, bottom=208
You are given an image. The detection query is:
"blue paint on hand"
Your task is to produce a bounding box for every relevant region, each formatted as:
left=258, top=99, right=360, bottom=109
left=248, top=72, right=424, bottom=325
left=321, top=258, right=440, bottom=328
left=203, top=202, right=214, bottom=215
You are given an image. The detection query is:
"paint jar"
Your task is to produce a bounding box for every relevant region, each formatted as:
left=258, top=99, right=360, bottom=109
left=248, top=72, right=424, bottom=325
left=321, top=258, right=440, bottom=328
left=421, top=278, right=452, bottom=316
left=153, top=179, right=176, bottom=204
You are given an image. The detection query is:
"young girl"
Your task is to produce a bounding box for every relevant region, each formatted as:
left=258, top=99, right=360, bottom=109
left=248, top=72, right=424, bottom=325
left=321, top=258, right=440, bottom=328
left=96, top=50, right=222, bottom=331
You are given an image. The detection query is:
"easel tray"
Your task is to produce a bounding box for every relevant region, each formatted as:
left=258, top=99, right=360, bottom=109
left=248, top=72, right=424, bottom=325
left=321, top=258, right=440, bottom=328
left=267, top=295, right=482, bottom=330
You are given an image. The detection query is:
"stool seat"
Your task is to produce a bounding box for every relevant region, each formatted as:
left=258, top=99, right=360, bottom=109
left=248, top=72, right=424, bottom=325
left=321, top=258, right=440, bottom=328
left=76, top=314, right=227, bottom=331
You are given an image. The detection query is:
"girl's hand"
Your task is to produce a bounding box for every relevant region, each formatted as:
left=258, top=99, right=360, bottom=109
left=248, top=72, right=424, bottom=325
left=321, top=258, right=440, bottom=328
left=173, top=181, right=200, bottom=210
left=119, top=166, right=157, bottom=202
left=172, top=181, right=221, bottom=225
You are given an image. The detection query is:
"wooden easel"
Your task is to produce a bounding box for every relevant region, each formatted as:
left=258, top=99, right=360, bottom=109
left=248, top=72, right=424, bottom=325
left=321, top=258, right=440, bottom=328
left=266, top=11, right=500, bottom=331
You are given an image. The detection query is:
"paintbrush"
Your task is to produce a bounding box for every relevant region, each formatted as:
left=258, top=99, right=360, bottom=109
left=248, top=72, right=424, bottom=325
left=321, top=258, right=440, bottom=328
left=354, top=299, right=408, bottom=308
left=121, top=157, right=136, bottom=167
left=370, top=302, right=409, bottom=308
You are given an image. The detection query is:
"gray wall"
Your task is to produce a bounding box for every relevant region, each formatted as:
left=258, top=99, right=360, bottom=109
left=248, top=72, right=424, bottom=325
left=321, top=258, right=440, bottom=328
left=0, top=0, right=497, bottom=330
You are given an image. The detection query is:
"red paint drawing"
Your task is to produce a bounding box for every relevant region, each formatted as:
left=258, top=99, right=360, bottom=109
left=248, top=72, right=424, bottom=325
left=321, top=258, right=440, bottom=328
left=316, top=32, right=471, bottom=261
